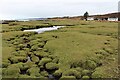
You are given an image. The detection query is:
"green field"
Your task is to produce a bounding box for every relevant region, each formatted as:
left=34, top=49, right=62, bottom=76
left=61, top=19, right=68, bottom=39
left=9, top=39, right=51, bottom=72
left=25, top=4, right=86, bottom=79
left=1, top=19, right=118, bottom=79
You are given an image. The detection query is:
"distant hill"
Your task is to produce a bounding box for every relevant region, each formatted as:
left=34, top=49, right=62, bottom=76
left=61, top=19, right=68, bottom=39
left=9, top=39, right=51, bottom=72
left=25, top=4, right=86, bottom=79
left=28, top=18, right=47, bottom=21
left=49, top=12, right=120, bottom=19
left=89, top=12, right=120, bottom=18
left=17, top=18, right=47, bottom=21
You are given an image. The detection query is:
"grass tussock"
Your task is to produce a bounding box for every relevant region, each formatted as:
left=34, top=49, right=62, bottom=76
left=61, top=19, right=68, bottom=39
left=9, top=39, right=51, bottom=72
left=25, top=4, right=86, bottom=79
left=2, top=19, right=118, bottom=79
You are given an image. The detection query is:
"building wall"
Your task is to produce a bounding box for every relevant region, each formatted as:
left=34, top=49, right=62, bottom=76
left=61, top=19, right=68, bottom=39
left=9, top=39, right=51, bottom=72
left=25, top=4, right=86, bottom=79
left=108, top=18, right=118, bottom=21
left=87, top=17, right=94, bottom=21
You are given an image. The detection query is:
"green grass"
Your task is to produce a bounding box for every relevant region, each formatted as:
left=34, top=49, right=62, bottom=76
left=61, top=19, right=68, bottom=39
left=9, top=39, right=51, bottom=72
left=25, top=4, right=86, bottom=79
left=43, top=27, right=118, bottom=74
left=2, top=19, right=118, bottom=78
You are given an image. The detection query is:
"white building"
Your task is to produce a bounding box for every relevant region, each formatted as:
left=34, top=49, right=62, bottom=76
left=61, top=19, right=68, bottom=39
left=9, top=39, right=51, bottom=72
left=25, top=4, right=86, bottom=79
left=108, top=18, right=118, bottom=21
left=87, top=17, right=94, bottom=21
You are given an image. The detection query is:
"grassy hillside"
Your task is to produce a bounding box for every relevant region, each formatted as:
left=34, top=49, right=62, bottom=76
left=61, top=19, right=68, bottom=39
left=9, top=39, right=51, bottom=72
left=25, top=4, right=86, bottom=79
left=1, top=19, right=118, bottom=79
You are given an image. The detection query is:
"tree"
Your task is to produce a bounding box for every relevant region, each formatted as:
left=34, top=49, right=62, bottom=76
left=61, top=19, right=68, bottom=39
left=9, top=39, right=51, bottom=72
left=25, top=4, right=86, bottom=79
left=84, top=12, right=89, bottom=21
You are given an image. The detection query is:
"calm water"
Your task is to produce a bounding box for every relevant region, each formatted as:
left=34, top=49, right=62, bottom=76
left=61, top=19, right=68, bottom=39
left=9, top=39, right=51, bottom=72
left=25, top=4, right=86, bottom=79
left=24, top=26, right=65, bottom=33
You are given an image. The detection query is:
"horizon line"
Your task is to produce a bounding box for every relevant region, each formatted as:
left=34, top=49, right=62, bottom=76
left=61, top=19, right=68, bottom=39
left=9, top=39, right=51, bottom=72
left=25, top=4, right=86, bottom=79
left=0, top=11, right=119, bottom=20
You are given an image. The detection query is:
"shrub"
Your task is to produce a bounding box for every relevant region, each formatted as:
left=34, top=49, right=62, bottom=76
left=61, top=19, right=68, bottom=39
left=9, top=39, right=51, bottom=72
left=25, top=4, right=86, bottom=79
left=40, top=71, right=49, bottom=77
left=43, top=48, right=49, bottom=52
left=9, top=22, right=18, bottom=26
left=91, top=71, right=102, bottom=78
left=6, top=63, right=28, bottom=75
left=13, top=42, right=19, bottom=45
left=26, top=62, right=38, bottom=68
left=26, top=43, right=31, bottom=48
left=12, top=52, right=19, bottom=56
left=3, top=64, right=20, bottom=78
left=60, top=76, right=76, bottom=80
left=27, top=67, right=41, bottom=77
left=45, top=62, right=59, bottom=70
left=31, top=45, right=43, bottom=51
left=103, top=48, right=114, bottom=54
left=2, top=68, right=6, bottom=75
left=31, top=55, right=39, bottom=63
left=13, top=51, right=27, bottom=57
left=2, top=60, right=10, bottom=68
left=52, top=58, right=59, bottom=63
left=81, top=70, right=91, bottom=76
left=38, top=57, right=52, bottom=66
left=27, top=52, right=33, bottom=56
left=91, top=58, right=102, bottom=67
left=91, top=67, right=104, bottom=78
left=39, top=65, right=44, bottom=69
left=63, top=69, right=81, bottom=79
left=30, top=40, right=39, bottom=46
left=17, top=62, right=29, bottom=71
left=8, top=56, right=18, bottom=63
left=31, top=43, right=44, bottom=51
left=7, top=64, right=19, bottom=68
left=29, top=32, right=37, bottom=36
left=48, top=55, right=56, bottom=59
left=82, top=76, right=90, bottom=79
left=24, top=48, right=30, bottom=53
left=35, top=51, right=49, bottom=58
left=95, top=50, right=109, bottom=56
left=18, top=57, right=28, bottom=62
left=70, top=61, right=83, bottom=68
left=82, top=60, right=97, bottom=70
left=31, top=45, right=38, bottom=51
left=7, top=37, right=15, bottom=41
left=73, top=67, right=83, bottom=72
left=35, top=39, right=41, bottom=42
left=18, top=74, right=32, bottom=78
left=18, top=38, right=27, bottom=44
left=17, top=44, right=25, bottom=50
left=53, top=70, right=62, bottom=77
left=37, top=42, right=45, bottom=48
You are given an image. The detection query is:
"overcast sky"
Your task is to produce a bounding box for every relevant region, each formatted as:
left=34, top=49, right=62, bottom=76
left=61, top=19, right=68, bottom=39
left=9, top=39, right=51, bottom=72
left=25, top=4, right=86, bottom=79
left=0, top=0, right=119, bottom=20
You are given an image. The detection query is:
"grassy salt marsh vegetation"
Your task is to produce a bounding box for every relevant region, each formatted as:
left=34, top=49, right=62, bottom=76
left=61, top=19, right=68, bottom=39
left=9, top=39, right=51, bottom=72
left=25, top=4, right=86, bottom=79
left=1, top=19, right=118, bottom=79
